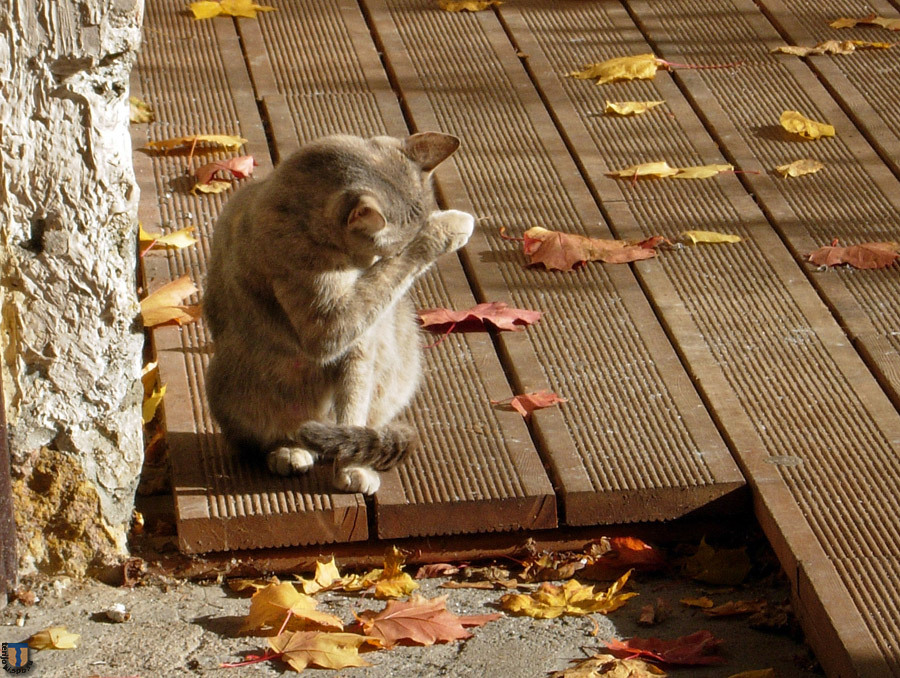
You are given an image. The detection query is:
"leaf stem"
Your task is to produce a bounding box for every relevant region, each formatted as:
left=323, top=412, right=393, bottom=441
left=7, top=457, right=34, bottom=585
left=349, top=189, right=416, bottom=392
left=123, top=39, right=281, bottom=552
left=276, top=610, right=293, bottom=637
left=221, top=649, right=283, bottom=668
left=423, top=322, right=457, bottom=349
left=498, top=226, right=525, bottom=242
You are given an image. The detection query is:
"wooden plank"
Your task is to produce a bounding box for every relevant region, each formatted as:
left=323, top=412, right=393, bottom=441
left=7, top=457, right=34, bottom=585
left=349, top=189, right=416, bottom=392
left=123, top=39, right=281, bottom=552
left=133, top=1, right=369, bottom=552
left=361, top=0, right=745, bottom=525
left=235, top=0, right=558, bottom=540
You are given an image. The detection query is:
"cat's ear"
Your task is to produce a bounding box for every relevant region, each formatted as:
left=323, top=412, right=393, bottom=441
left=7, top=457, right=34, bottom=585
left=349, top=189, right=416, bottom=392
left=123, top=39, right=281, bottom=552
left=402, top=132, right=460, bottom=172
left=347, top=194, right=386, bottom=234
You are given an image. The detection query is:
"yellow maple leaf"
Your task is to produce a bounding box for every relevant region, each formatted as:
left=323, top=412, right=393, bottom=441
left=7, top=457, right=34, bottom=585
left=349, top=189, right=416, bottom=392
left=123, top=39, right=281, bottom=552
left=297, top=557, right=345, bottom=595
left=145, top=133, right=247, bottom=154
left=772, top=39, right=894, bottom=56
left=374, top=546, right=419, bottom=599
left=607, top=161, right=680, bottom=179
left=228, top=576, right=280, bottom=593
left=140, top=275, right=201, bottom=328
left=191, top=0, right=276, bottom=20
left=500, top=570, right=637, bottom=619
left=681, top=230, right=742, bottom=244
left=438, top=0, right=501, bottom=11
left=192, top=179, right=233, bottom=195
left=27, top=627, right=80, bottom=650
left=830, top=14, right=900, bottom=31
left=139, top=224, right=198, bottom=254
left=129, top=96, right=154, bottom=123
left=605, top=100, right=665, bottom=116
left=780, top=110, right=835, bottom=139
left=775, top=158, right=825, bottom=177
left=269, top=631, right=380, bottom=672
left=241, top=582, right=344, bottom=635
left=569, top=53, right=660, bottom=85
left=550, top=653, right=667, bottom=677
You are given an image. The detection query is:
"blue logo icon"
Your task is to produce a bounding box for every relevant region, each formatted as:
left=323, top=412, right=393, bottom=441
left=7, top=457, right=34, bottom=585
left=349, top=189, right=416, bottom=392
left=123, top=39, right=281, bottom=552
left=1, top=642, right=34, bottom=674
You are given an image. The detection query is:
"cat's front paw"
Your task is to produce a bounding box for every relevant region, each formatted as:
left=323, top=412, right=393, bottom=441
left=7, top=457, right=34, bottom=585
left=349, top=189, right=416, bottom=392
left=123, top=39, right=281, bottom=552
left=333, top=465, right=381, bottom=495
left=429, top=209, right=474, bottom=253
left=267, top=446, right=318, bottom=476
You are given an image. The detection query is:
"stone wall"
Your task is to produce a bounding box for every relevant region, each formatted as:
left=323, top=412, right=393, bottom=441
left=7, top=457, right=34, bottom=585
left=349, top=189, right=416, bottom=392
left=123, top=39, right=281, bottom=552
left=0, top=0, right=145, bottom=577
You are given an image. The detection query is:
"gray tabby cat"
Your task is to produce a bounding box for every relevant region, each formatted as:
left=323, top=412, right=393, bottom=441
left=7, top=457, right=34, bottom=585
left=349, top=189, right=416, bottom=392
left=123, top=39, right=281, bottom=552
left=203, top=132, right=473, bottom=495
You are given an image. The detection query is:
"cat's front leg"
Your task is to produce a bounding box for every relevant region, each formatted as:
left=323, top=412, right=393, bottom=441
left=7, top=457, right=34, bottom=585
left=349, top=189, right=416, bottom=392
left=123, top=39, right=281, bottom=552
left=406, top=209, right=475, bottom=264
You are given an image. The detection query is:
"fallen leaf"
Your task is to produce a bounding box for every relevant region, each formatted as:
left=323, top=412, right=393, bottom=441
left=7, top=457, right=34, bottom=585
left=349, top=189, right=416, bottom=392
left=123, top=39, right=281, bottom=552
left=417, top=302, right=542, bottom=333
left=551, top=653, right=667, bottom=677
left=519, top=551, right=585, bottom=582
left=681, top=596, right=714, bottom=608
left=241, top=582, right=344, bottom=635
left=682, top=538, right=751, bottom=586
left=491, top=391, right=567, bottom=418
left=605, top=100, right=666, bottom=116
left=228, top=577, right=280, bottom=593
left=607, top=161, right=733, bottom=181
left=297, top=557, right=345, bottom=595
left=27, top=627, right=80, bottom=650
left=570, top=54, right=660, bottom=85
left=830, top=14, right=900, bottom=31
left=339, top=569, right=382, bottom=592
left=139, top=224, right=198, bottom=255
left=356, top=594, right=500, bottom=647
left=129, top=96, right=154, bottom=123
left=192, top=180, right=233, bottom=194
left=195, top=155, right=257, bottom=185
left=374, top=547, right=419, bottom=599
left=704, top=599, right=767, bottom=617
left=681, top=230, right=742, bottom=244
left=145, top=133, right=247, bottom=154
left=191, top=0, right=276, bottom=20
left=522, top=226, right=662, bottom=271
left=500, top=570, right=637, bottom=619
left=269, top=631, right=380, bottom=672
left=438, top=0, right=501, bottom=10
left=726, top=670, right=776, bottom=678
left=140, top=275, right=202, bottom=327
left=441, top=580, right=517, bottom=590
left=142, top=382, right=166, bottom=424
left=415, top=563, right=460, bottom=579
left=808, top=240, right=900, bottom=269
left=638, top=598, right=671, bottom=627
left=775, top=158, right=825, bottom=178
left=670, top=164, right=734, bottom=179
left=606, top=161, right=680, bottom=179
left=605, top=630, right=725, bottom=665
left=582, top=536, right=667, bottom=579
left=780, top=110, right=835, bottom=139
left=771, top=39, right=895, bottom=56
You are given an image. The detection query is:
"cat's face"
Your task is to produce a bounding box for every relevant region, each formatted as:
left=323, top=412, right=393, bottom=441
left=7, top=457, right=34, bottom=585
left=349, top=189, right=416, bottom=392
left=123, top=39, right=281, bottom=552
left=285, top=133, right=460, bottom=259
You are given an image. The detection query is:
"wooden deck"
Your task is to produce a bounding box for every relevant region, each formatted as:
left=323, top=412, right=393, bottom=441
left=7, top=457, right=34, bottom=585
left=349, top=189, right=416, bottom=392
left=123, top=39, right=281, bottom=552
left=131, top=1, right=900, bottom=676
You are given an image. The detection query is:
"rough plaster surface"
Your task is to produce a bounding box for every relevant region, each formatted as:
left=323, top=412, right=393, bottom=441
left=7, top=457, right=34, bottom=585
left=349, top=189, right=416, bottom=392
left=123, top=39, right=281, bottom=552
left=0, top=0, right=145, bottom=574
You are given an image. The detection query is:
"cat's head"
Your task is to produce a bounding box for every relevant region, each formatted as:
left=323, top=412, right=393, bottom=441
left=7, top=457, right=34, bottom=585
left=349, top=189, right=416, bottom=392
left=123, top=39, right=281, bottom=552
left=281, top=133, right=460, bottom=260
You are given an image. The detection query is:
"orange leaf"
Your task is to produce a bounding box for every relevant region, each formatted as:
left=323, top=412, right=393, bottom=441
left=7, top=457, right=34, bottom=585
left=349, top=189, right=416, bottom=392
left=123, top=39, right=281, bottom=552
left=140, top=275, right=201, bottom=328
left=704, top=599, right=766, bottom=617
left=356, top=594, right=500, bottom=648
left=605, top=630, right=725, bottom=665
left=522, top=226, right=662, bottom=271
left=808, top=241, right=900, bottom=269
left=830, top=14, right=900, bottom=31
left=415, top=563, right=460, bottom=579
left=491, top=390, right=567, bottom=418
left=417, top=302, right=542, bottom=332
left=195, top=155, right=257, bottom=184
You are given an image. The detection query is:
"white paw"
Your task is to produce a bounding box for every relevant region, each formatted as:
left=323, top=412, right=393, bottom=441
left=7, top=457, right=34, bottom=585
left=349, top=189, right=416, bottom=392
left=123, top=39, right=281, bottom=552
left=267, top=446, right=317, bottom=476
left=429, top=209, right=475, bottom=252
left=333, top=466, right=381, bottom=495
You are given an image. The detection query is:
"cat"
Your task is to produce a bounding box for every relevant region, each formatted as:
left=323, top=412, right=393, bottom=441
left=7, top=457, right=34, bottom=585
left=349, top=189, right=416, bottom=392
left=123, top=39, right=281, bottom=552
left=203, top=132, right=474, bottom=495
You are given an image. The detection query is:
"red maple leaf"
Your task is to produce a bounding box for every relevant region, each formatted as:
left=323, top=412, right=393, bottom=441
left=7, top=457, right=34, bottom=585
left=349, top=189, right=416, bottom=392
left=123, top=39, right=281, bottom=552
left=195, top=155, right=257, bottom=184
left=417, top=302, right=542, bottom=333
left=491, top=390, right=567, bottom=418
left=605, top=630, right=725, bottom=665
left=807, top=240, right=899, bottom=269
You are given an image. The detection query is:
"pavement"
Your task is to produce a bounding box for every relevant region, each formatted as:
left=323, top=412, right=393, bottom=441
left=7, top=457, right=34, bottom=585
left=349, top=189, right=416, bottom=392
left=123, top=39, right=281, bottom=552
left=1, top=535, right=822, bottom=678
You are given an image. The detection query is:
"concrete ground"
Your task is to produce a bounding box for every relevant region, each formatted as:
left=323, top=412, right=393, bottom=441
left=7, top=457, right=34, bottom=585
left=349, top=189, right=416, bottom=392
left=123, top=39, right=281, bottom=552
left=1, top=541, right=822, bottom=678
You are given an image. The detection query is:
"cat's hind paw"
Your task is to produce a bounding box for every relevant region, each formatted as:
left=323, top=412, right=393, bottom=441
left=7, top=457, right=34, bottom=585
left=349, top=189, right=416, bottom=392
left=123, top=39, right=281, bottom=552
left=267, top=446, right=317, bottom=476
left=333, top=465, right=381, bottom=495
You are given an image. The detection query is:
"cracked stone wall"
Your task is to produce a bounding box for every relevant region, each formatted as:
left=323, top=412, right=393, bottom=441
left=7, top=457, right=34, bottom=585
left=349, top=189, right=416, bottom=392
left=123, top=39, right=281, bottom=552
left=0, top=0, right=145, bottom=577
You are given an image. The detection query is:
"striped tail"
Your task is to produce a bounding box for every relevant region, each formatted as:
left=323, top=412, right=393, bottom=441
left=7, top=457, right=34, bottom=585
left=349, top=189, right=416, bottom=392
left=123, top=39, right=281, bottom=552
left=297, top=421, right=417, bottom=471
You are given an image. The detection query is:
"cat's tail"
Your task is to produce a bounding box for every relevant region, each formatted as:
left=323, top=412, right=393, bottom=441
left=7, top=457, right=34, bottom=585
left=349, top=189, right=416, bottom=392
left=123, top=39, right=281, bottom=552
left=296, top=421, right=417, bottom=471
